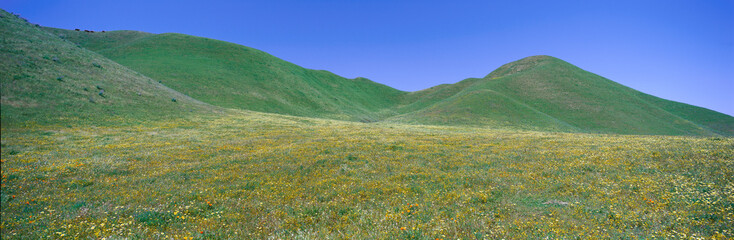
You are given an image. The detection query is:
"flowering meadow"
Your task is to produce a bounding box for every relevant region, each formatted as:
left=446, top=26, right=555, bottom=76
left=1, top=111, right=733, bottom=239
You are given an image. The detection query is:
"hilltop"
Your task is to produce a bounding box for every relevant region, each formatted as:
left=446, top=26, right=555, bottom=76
left=388, top=56, right=734, bottom=136
left=0, top=10, right=211, bottom=127
left=43, top=27, right=405, bottom=122
left=2, top=18, right=730, bottom=136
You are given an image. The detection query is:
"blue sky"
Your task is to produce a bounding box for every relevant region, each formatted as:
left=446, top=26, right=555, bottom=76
left=4, top=0, right=733, bottom=116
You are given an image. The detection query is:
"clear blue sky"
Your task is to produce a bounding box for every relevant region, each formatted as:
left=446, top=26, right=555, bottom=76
left=4, top=0, right=733, bottom=116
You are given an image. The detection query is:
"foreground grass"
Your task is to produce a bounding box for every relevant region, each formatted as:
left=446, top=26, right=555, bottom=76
left=1, top=111, right=733, bottom=239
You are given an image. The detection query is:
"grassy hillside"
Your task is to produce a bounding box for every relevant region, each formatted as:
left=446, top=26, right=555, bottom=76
left=388, top=56, right=734, bottom=136
left=390, top=88, right=582, bottom=132
left=0, top=10, right=211, bottom=127
left=41, top=27, right=153, bottom=52
left=45, top=28, right=405, bottom=121
left=41, top=27, right=733, bottom=136
left=632, top=91, right=734, bottom=136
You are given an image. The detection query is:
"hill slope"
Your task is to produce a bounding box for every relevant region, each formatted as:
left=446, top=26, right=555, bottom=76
left=41, top=27, right=733, bottom=136
left=44, top=27, right=405, bottom=122
left=0, top=10, right=210, bottom=127
left=388, top=56, right=734, bottom=136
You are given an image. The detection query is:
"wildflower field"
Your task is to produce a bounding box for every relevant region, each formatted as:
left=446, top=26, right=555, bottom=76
left=1, top=111, right=733, bottom=239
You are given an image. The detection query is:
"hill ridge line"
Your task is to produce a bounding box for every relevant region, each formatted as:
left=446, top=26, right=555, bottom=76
left=25, top=23, right=734, bottom=136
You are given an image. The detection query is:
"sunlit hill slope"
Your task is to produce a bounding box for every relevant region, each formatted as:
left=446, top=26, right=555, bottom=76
left=42, top=27, right=404, bottom=122
left=389, top=56, right=734, bottom=136
left=0, top=10, right=211, bottom=127
left=3, top=16, right=729, bottom=136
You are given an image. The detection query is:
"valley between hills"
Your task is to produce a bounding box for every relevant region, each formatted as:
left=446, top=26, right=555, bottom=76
left=2, top=9, right=733, bottom=239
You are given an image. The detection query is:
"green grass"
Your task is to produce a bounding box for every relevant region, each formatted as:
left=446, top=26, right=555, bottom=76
left=389, top=88, right=580, bottom=132
left=478, top=56, right=729, bottom=135
left=386, top=56, right=734, bottom=136
left=42, top=27, right=153, bottom=52
left=0, top=10, right=213, bottom=128
left=45, top=27, right=734, bottom=136
left=44, top=27, right=405, bottom=122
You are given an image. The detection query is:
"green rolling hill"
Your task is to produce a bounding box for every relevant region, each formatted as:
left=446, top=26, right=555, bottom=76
left=3, top=17, right=730, bottom=136
left=0, top=10, right=214, bottom=127
left=43, top=27, right=405, bottom=122
left=388, top=56, right=734, bottom=136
